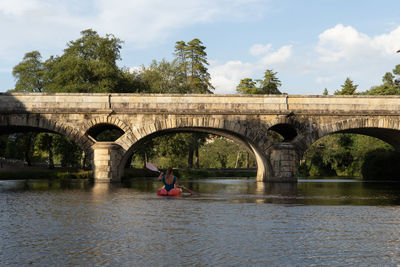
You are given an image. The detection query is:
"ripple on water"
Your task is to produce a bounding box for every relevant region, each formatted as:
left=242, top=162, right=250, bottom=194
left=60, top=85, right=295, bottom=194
left=1, top=179, right=400, bottom=265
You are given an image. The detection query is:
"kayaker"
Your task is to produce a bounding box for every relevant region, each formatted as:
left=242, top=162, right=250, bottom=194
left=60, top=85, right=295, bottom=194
left=157, top=167, right=182, bottom=196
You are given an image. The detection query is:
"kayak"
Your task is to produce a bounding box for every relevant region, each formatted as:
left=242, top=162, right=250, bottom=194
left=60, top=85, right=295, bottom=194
left=157, top=187, right=182, bottom=196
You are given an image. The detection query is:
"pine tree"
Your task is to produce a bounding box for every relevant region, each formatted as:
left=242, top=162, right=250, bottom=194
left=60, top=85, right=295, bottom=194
left=174, top=38, right=214, bottom=94
left=259, top=69, right=282, bottom=94
left=334, top=77, right=358, bottom=95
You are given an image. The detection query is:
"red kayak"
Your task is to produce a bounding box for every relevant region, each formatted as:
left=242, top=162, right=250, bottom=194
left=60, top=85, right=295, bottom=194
left=157, top=187, right=182, bottom=196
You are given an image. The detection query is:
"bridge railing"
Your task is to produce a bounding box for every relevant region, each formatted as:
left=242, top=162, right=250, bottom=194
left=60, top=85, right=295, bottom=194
left=1, top=93, right=400, bottom=115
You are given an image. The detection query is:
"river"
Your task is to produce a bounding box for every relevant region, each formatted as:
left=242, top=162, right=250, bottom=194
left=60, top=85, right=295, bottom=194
left=1, top=178, right=400, bottom=266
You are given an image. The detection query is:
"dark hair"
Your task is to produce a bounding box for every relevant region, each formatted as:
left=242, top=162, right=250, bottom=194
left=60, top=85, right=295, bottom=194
left=166, top=167, right=173, bottom=176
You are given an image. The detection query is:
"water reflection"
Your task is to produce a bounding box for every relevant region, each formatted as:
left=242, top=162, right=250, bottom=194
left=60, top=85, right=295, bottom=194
left=3, top=178, right=400, bottom=205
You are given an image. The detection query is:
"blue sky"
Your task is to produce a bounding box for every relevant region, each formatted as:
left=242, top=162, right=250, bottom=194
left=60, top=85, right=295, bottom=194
left=0, top=0, right=399, bottom=94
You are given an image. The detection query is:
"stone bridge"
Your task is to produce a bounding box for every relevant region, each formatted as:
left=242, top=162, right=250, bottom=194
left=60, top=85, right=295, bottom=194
left=1, top=93, right=400, bottom=183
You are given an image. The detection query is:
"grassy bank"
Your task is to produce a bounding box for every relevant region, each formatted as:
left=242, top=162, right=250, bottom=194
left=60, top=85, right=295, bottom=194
left=123, top=168, right=257, bottom=179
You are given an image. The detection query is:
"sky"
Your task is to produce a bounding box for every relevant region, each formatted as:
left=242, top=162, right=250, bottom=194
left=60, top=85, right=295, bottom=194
left=0, top=0, right=399, bottom=95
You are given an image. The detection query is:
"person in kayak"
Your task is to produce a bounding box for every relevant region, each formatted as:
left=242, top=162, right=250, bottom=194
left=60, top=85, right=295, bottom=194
left=157, top=167, right=182, bottom=196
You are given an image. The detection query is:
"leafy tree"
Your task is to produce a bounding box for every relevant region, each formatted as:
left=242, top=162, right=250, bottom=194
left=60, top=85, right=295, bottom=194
left=334, top=77, right=358, bottom=95
left=393, top=64, right=400, bottom=76
left=199, top=137, right=255, bottom=168
left=43, top=29, right=131, bottom=93
left=12, top=51, right=45, bottom=92
left=365, top=84, right=398, bottom=95
left=361, top=149, right=400, bottom=180
left=53, top=135, right=82, bottom=168
left=323, top=88, right=329, bottom=95
left=382, top=72, right=395, bottom=85
left=36, top=133, right=54, bottom=168
left=138, top=59, right=181, bottom=93
left=236, top=78, right=258, bottom=94
left=236, top=69, right=282, bottom=94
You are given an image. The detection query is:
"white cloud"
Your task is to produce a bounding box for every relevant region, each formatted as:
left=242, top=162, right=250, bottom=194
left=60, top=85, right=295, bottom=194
left=94, top=0, right=267, bottom=46
left=316, top=24, right=400, bottom=62
left=261, top=45, right=292, bottom=65
left=0, top=0, right=267, bottom=61
left=249, top=43, right=272, bottom=56
left=315, top=76, right=332, bottom=84
left=210, top=44, right=293, bottom=94
left=210, top=60, right=255, bottom=94
left=0, top=0, right=42, bottom=16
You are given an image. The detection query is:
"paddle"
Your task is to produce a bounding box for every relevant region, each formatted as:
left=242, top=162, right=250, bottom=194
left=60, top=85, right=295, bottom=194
left=145, top=162, right=197, bottom=195
left=145, top=162, right=160, bottom=173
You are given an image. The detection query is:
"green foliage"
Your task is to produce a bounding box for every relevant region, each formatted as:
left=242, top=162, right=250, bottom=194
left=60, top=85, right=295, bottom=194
left=199, top=137, right=255, bottom=168
left=364, top=83, right=398, bottom=95
left=43, top=29, right=126, bottom=93
left=393, top=64, right=400, bottom=76
left=236, top=69, right=282, bottom=94
left=137, top=59, right=182, bottom=93
left=184, top=38, right=214, bottom=94
left=95, top=129, right=124, bottom=141
left=36, top=133, right=54, bottom=168
left=12, top=51, right=45, bottom=92
left=361, top=149, right=400, bottom=180
left=302, top=134, right=393, bottom=178
left=334, top=77, right=358, bottom=95
left=382, top=72, right=395, bottom=85
left=323, top=88, right=329, bottom=95
left=236, top=78, right=259, bottom=94
left=52, top=135, right=82, bottom=168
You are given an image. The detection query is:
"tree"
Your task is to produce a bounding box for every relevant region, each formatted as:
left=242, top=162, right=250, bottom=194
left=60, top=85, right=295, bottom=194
left=334, top=77, right=358, bottom=95
left=323, top=88, right=329, bottom=95
left=43, top=29, right=130, bottom=93
left=236, top=69, right=282, bottom=94
left=12, top=51, right=45, bottom=92
left=36, top=133, right=54, bottom=168
left=174, top=41, right=189, bottom=90
left=53, top=135, right=82, bottom=168
left=393, top=64, right=400, bottom=76
left=382, top=72, right=395, bottom=85
left=172, top=39, right=214, bottom=94
left=259, top=69, right=282, bottom=94
left=236, top=78, right=258, bottom=94
left=138, top=60, right=181, bottom=93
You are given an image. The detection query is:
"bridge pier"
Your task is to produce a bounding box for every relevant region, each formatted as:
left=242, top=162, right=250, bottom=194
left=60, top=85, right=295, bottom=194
left=92, top=142, right=123, bottom=183
left=266, top=143, right=300, bottom=182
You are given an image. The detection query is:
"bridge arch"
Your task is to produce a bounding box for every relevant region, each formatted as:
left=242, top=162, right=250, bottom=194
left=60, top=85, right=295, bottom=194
left=0, top=114, right=94, bottom=153
left=114, top=117, right=274, bottom=182
left=316, top=117, right=400, bottom=151
left=289, top=117, right=400, bottom=173
left=83, top=116, right=131, bottom=138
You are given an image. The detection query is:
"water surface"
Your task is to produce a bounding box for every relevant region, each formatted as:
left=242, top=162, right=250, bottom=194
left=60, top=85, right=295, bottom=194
left=1, top=178, right=400, bottom=266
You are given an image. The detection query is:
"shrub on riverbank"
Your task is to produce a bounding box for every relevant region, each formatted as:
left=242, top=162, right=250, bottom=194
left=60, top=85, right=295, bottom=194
left=361, top=149, right=400, bottom=180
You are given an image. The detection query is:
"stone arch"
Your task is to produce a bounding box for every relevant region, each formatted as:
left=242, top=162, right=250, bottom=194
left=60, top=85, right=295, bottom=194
left=0, top=113, right=94, bottom=153
left=292, top=117, right=400, bottom=163
left=318, top=117, right=400, bottom=151
left=116, top=116, right=274, bottom=182
left=82, top=116, right=131, bottom=135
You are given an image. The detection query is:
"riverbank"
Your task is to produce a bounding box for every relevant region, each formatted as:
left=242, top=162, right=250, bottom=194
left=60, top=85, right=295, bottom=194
left=0, top=166, right=256, bottom=181
left=124, top=168, right=257, bottom=179
left=0, top=166, right=92, bottom=180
